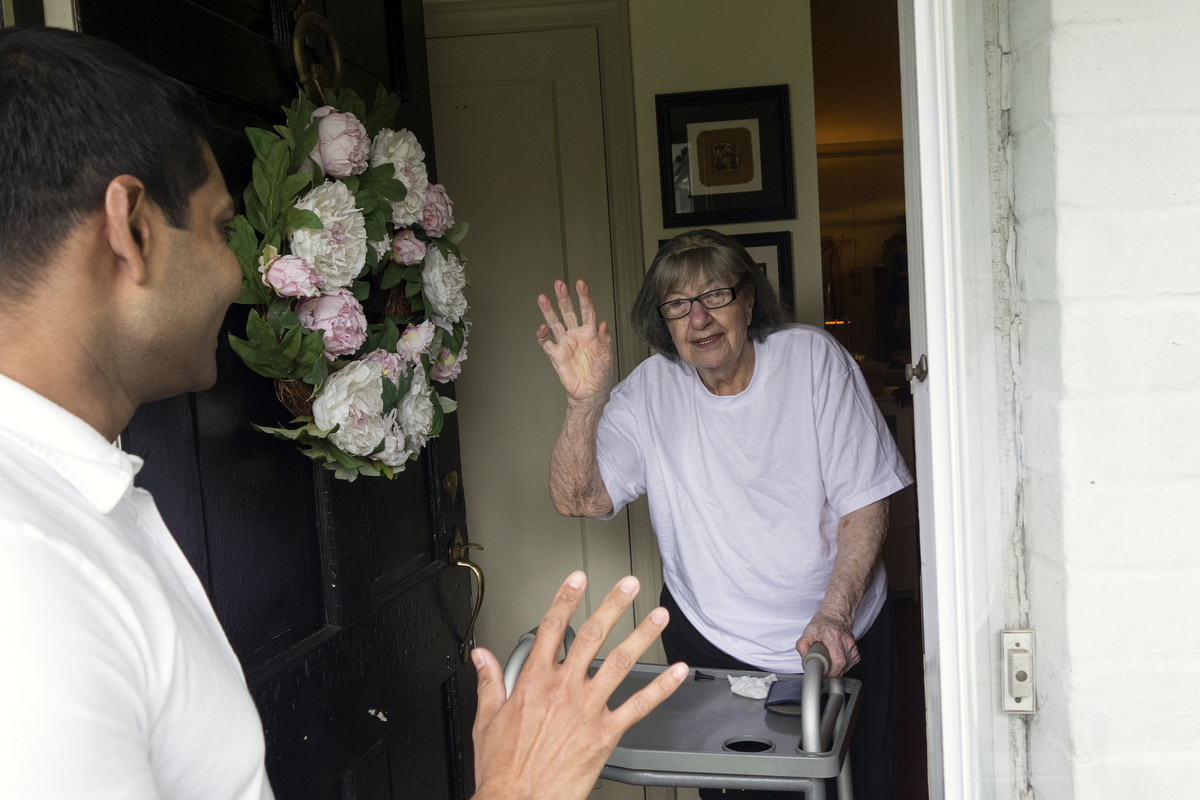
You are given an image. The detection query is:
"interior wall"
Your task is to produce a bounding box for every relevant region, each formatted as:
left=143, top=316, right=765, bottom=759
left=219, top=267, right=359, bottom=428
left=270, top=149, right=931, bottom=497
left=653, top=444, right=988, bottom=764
left=627, top=0, right=823, bottom=326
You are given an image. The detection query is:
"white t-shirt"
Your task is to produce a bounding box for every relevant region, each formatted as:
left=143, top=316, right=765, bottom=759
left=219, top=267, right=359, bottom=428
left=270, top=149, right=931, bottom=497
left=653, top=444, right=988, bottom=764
left=596, top=325, right=912, bottom=672
left=0, top=374, right=274, bottom=800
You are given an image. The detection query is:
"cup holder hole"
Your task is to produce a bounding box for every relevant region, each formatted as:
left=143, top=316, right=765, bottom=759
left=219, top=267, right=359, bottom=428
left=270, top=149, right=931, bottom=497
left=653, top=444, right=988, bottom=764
left=722, top=736, right=776, bottom=753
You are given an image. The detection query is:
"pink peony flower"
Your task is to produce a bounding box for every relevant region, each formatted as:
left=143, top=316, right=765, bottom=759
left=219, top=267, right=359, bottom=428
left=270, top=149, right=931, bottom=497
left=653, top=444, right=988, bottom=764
left=258, top=251, right=323, bottom=298
left=361, top=348, right=407, bottom=386
left=430, top=342, right=467, bottom=383
left=307, top=106, right=370, bottom=178
left=420, top=184, right=455, bottom=238
left=396, top=320, right=435, bottom=363
left=297, top=287, right=368, bottom=359
left=391, top=229, right=427, bottom=265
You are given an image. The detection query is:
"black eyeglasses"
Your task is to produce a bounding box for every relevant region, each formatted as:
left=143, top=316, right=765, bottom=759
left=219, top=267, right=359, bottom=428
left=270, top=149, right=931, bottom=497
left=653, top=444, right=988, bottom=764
left=657, top=281, right=743, bottom=320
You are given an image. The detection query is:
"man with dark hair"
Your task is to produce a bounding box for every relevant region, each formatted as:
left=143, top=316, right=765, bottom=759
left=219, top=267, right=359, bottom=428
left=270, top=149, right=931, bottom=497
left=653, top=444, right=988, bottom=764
left=0, top=26, right=684, bottom=800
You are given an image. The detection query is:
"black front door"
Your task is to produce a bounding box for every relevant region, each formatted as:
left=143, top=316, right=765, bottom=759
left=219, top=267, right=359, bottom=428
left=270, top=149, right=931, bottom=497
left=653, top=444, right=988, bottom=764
left=77, top=2, right=476, bottom=797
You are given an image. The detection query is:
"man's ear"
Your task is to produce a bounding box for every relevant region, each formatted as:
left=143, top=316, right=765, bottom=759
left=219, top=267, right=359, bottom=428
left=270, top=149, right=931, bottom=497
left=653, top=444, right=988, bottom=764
left=103, top=175, right=157, bottom=287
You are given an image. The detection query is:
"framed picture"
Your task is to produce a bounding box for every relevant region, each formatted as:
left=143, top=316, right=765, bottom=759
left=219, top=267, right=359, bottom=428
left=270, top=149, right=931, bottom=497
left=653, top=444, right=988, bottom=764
left=656, top=85, right=795, bottom=228
left=657, top=230, right=794, bottom=313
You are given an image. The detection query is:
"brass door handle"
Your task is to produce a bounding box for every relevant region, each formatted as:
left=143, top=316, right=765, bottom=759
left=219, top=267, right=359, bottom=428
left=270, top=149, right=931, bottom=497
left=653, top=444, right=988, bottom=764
left=453, top=529, right=484, bottom=663
left=293, top=9, right=343, bottom=104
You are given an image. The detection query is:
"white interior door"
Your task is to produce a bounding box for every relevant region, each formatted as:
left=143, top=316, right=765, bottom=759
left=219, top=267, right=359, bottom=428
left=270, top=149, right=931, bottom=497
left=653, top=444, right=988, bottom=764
left=428, top=26, right=637, bottom=673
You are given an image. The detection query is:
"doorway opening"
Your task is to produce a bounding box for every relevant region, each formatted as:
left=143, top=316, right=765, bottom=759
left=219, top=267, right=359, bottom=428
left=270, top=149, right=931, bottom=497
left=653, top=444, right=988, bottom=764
left=811, top=1, right=929, bottom=798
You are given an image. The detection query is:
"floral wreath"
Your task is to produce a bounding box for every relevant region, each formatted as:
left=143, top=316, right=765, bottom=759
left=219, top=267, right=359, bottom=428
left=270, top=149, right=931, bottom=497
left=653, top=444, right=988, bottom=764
left=226, top=86, right=470, bottom=481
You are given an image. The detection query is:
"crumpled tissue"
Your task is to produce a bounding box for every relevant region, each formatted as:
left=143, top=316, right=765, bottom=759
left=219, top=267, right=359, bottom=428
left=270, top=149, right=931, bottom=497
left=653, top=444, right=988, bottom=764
left=727, top=673, right=778, bottom=699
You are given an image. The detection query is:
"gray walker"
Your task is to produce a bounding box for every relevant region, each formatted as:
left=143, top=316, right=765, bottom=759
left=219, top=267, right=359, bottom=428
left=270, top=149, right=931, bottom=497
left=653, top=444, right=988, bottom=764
left=504, top=629, right=858, bottom=799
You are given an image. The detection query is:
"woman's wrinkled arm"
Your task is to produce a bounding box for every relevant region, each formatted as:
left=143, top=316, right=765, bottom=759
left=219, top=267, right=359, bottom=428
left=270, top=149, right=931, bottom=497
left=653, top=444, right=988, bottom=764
left=794, top=498, right=889, bottom=677
left=536, top=279, right=615, bottom=518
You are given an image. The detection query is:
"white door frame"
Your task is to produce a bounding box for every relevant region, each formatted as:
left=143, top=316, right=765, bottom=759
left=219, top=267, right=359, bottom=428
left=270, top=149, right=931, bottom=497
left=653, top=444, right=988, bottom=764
left=900, top=0, right=1000, bottom=797
left=430, top=0, right=1002, bottom=797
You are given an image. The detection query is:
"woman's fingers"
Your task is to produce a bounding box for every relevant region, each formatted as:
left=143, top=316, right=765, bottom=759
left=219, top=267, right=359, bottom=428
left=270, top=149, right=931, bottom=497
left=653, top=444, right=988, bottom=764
left=563, top=576, right=640, bottom=673
left=523, top=571, right=588, bottom=673
left=607, top=661, right=689, bottom=734
left=577, top=279, right=597, bottom=328
left=537, top=293, right=567, bottom=342
left=589, top=605, right=674, bottom=697
left=554, top=279, right=580, bottom=330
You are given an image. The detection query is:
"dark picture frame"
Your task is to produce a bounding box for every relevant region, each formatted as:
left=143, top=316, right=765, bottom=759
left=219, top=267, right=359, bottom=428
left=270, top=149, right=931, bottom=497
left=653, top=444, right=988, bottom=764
left=657, top=230, right=794, bottom=314
left=656, top=84, right=795, bottom=228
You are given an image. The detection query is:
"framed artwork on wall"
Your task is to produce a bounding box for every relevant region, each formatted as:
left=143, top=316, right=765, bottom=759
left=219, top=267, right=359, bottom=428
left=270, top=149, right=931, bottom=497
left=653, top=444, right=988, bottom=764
left=656, top=84, right=795, bottom=228
left=657, top=230, right=794, bottom=314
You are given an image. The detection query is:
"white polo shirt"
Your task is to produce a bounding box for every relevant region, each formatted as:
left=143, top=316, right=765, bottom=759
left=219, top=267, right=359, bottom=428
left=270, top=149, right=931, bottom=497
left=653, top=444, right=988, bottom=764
left=0, top=374, right=274, bottom=800
left=596, top=326, right=912, bottom=672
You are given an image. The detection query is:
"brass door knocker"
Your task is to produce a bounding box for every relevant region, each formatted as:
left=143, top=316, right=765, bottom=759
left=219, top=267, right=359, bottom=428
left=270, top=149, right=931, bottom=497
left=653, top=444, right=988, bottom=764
left=292, top=8, right=343, bottom=103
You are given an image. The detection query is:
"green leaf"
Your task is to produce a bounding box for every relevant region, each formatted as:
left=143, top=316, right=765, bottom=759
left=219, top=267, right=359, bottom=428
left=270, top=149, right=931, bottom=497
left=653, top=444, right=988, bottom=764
left=327, top=87, right=367, bottom=122
left=273, top=124, right=294, bottom=145
left=227, top=216, right=261, bottom=274
left=437, top=394, right=458, bottom=414
left=350, top=280, right=370, bottom=301
left=445, top=221, right=469, bottom=244
left=304, top=356, right=330, bottom=389
left=246, top=127, right=282, bottom=162
left=363, top=243, right=379, bottom=273
left=227, top=309, right=325, bottom=381
left=362, top=208, right=387, bottom=244
left=280, top=173, right=312, bottom=206
left=401, top=265, right=422, bottom=282
left=280, top=206, right=323, bottom=233
left=430, top=394, right=445, bottom=437
left=380, top=318, right=401, bottom=353
left=358, top=163, right=407, bottom=203
left=395, top=364, right=413, bottom=397
left=243, top=184, right=269, bottom=234
left=234, top=283, right=268, bottom=305
left=229, top=333, right=288, bottom=379
left=289, top=120, right=320, bottom=175
left=404, top=280, right=422, bottom=297
left=342, top=176, right=360, bottom=194
left=363, top=84, right=401, bottom=138
left=409, top=294, right=425, bottom=314
left=381, top=374, right=399, bottom=410
left=266, top=297, right=293, bottom=336
left=380, top=263, right=404, bottom=290
left=445, top=321, right=465, bottom=355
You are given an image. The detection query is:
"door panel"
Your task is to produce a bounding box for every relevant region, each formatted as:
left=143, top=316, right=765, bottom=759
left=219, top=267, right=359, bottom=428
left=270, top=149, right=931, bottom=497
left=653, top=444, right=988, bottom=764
left=78, top=1, right=474, bottom=797
left=428, top=27, right=635, bottom=669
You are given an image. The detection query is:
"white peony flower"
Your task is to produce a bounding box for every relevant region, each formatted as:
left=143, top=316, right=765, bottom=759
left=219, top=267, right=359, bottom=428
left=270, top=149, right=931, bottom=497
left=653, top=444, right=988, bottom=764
left=312, top=361, right=385, bottom=457
left=378, top=409, right=413, bottom=468
left=421, top=247, right=468, bottom=322
left=289, top=181, right=368, bottom=289
left=369, top=128, right=429, bottom=228
left=396, top=364, right=436, bottom=452
left=370, top=231, right=392, bottom=262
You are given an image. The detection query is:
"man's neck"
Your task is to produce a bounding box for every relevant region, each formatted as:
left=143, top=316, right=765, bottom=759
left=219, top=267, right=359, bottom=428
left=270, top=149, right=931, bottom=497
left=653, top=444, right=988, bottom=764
left=0, top=309, right=136, bottom=442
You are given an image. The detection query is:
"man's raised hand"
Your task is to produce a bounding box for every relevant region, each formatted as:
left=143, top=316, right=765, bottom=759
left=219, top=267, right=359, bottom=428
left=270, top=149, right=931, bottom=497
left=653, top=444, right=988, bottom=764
left=469, top=572, right=688, bottom=800
left=536, top=279, right=614, bottom=404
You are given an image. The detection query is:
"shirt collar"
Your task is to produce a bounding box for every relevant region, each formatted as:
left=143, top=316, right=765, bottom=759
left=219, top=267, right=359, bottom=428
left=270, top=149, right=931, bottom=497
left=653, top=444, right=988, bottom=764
left=0, top=373, right=141, bottom=514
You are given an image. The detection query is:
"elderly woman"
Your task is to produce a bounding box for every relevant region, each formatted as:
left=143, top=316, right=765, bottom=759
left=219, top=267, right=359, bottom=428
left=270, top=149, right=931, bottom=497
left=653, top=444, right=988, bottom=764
left=535, top=229, right=912, bottom=800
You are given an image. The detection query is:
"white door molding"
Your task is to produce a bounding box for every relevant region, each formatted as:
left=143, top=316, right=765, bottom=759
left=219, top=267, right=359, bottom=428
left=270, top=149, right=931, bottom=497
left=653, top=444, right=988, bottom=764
left=900, top=0, right=1002, bottom=797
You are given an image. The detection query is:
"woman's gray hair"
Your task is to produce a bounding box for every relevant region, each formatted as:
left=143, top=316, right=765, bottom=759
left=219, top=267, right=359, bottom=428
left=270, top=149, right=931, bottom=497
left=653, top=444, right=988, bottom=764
left=631, top=229, right=792, bottom=360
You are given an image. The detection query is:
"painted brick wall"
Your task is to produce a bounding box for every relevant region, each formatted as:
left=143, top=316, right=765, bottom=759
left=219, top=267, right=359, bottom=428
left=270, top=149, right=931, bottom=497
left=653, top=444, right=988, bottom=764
left=1009, top=1, right=1200, bottom=795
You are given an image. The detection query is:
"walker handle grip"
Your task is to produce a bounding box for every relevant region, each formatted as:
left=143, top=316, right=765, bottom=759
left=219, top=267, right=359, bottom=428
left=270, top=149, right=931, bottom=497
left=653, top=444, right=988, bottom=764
left=802, top=642, right=832, bottom=676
